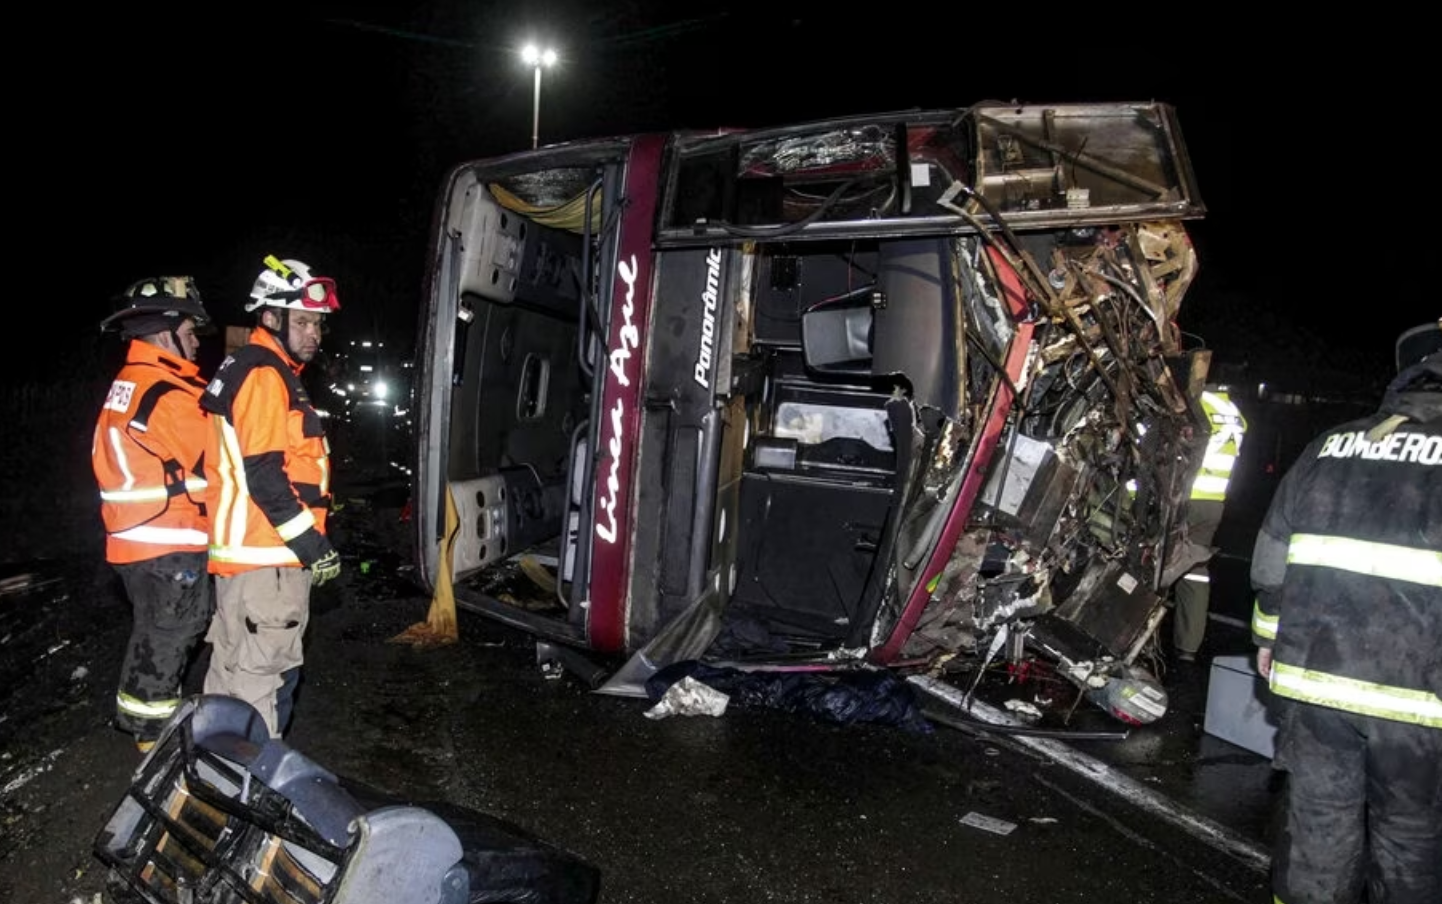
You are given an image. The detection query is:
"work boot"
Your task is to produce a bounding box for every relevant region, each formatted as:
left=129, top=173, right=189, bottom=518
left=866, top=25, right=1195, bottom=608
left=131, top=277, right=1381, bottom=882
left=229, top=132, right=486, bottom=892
left=135, top=738, right=156, bottom=754
left=1164, top=649, right=1206, bottom=691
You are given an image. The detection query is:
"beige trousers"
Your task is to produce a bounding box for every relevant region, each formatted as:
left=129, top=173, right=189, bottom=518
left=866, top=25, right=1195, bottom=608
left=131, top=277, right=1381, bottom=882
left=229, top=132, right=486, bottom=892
left=204, top=567, right=311, bottom=737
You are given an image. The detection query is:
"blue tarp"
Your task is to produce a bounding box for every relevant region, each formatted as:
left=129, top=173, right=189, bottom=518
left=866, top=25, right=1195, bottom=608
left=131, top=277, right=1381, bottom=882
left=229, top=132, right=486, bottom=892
left=645, top=661, right=933, bottom=733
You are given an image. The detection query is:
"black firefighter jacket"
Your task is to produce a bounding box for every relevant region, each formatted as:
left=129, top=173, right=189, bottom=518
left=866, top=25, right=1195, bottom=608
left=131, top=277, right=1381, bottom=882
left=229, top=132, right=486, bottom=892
left=1249, top=366, right=1442, bottom=729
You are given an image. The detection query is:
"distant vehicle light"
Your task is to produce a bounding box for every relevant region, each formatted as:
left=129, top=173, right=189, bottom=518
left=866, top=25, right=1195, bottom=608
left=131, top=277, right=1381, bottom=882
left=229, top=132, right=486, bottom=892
left=374, top=380, right=389, bottom=400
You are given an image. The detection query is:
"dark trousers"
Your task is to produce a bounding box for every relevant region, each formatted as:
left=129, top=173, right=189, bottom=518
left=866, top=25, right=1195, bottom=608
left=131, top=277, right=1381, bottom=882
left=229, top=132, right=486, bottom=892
left=113, top=551, right=213, bottom=740
left=1273, top=700, right=1442, bottom=903
left=1173, top=498, right=1224, bottom=654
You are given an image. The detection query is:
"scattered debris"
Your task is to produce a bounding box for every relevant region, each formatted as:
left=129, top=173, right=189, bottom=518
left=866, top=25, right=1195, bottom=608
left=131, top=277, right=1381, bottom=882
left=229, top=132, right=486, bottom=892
left=644, top=676, right=730, bottom=720
left=1, top=747, right=65, bottom=795
left=519, top=556, right=558, bottom=594
left=1003, top=699, right=1043, bottom=720
left=960, top=811, right=1017, bottom=836
left=0, top=570, right=66, bottom=597
left=0, top=573, right=37, bottom=594
left=36, top=639, right=72, bottom=663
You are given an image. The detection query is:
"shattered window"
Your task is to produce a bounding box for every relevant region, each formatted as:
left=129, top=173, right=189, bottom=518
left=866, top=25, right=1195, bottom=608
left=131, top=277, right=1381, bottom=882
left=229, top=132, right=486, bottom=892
left=661, top=104, right=1200, bottom=239
left=737, top=125, right=895, bottom=178
left=669, top=124, right=904, bottom=229
left=773, top=401, right=894, bottom=452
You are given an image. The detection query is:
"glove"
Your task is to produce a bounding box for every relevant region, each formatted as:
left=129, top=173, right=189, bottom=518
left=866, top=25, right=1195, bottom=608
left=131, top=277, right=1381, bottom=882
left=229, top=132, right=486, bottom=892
left=310, top=548, right=342, bottom=587
left=286, top=527, right=340, bottom=587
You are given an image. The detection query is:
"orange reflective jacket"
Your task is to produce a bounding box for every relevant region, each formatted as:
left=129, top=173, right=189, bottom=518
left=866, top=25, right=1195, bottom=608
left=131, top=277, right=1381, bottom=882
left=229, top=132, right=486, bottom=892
left=92, top=340, right=210, bottom=564
left=202, top=328, right=331, bottom=575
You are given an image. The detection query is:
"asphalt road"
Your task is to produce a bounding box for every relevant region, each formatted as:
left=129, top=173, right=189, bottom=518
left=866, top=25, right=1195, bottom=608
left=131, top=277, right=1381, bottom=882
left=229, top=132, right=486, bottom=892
left=0, top=477, right=1276, bottom=904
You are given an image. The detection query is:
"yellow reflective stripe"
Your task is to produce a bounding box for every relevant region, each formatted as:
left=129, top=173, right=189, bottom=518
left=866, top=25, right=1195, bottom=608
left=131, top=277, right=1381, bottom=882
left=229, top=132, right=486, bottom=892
left=116, top=691, right=180, bottom=719
left=112, top=526, right=208, bottom=547
left=100, top=486, right=169, bottom=502
left=99, top=477, right=207, bottom=503
left=1191, top=474, right=1230, bottom=499
left=107, top=426, right=136, bottom=491
left=1201, top=391, right=1242, bottom=418
left=1251, top=600, right=1278, bottom=640
left=1287, top=534, right=1442, bottom=587
left=210, top=544, right=301, bottom=566
left=1201, top=451, right=1237, bottom=473
left=276, top=508, right=315, bottom=542
left=1270, top=662, right=1442, bottom=728
left=215, top=419, right=247, bottom=552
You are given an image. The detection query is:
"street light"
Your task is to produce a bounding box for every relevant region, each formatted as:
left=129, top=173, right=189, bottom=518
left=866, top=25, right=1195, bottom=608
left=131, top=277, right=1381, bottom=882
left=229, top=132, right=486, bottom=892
left=521, top=44, right=557, bottom=150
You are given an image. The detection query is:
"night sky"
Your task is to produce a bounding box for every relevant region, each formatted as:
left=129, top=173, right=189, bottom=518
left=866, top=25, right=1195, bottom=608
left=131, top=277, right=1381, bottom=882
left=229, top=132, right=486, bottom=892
left=22, top=3, right=1429, bottom=388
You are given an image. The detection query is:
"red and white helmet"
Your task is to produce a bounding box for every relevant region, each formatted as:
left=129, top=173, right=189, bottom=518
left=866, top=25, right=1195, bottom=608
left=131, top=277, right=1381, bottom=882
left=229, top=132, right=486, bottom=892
left=245, top=255, right=340, bottom=313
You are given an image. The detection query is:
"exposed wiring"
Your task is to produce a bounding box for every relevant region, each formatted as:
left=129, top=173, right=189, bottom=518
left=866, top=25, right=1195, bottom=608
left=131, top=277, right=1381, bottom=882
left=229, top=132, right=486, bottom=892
left=719, top=178, right=864, bottom=238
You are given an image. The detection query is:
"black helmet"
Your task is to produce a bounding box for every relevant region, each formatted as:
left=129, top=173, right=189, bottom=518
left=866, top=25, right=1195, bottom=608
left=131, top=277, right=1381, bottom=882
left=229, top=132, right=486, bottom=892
left=1395, top=319, right=1441, bottom=372
left=100, top=276, right=211, bottom=336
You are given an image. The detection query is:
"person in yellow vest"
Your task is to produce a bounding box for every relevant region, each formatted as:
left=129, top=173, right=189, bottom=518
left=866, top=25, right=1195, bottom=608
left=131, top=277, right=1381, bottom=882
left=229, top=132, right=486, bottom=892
left=1173, top=387, right=1248, bottom=661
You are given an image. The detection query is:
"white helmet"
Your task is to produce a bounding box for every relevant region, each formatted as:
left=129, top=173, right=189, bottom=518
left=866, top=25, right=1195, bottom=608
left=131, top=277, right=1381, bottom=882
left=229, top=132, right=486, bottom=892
left=245, top=255, right=340, bottom=313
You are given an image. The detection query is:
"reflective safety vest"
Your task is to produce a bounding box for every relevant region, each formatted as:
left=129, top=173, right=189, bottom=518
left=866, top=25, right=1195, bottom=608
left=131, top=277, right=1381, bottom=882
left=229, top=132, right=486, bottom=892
left=1191, top=390, right=1246, bottom=502
left=92, top=340, right=209, bottom=564
left=202, top=328, right=331, bottom=576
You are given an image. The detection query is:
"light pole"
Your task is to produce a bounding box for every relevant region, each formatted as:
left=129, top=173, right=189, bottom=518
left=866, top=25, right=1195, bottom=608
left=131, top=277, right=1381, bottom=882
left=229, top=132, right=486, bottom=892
left=521, top=44, right=557, bottom=150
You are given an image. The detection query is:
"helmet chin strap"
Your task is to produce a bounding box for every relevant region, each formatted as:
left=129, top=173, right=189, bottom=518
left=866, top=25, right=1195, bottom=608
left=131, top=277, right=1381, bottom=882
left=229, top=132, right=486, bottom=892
left=166, top=327, right=188, bottom=361
left=261, top=307, right=306, bottom=360
left=136, top=325, right=188, bottom=361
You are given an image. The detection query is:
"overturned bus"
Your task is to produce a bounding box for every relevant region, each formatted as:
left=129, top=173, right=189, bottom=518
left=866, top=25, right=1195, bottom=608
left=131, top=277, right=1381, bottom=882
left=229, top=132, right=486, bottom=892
left=411, top=101, right=1212, bottom=725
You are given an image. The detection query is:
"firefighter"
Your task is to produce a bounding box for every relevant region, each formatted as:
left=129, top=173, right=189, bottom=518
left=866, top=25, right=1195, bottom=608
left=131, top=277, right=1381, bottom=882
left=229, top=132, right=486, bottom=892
left=1250, top=319, right=1441, bottom=904
left=1173, top=386, right=1247, bottom=661
left=200, top=255, right=342, bottom=738
left=92, top=276, right=214, bottom=752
